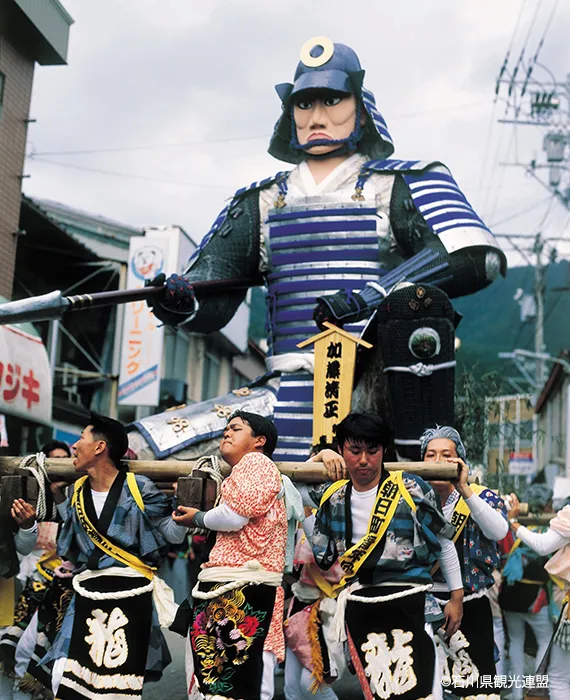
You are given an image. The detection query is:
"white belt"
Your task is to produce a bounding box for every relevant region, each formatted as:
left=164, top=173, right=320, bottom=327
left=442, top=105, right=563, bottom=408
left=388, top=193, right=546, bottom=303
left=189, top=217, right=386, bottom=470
left=193, top=561, right=282, bottom=601
left=73, top=566, right=177, bottom=628
left=333, top=581, right=433, bottom=642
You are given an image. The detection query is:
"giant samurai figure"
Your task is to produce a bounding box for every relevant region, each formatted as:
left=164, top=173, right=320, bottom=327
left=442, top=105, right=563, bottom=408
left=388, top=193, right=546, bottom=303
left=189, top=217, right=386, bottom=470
left=131, top=37, right=506, bottom=462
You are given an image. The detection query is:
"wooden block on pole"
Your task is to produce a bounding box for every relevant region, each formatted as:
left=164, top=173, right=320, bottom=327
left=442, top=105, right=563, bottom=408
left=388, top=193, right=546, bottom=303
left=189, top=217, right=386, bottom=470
left=0, top=476, right=27, bottom=516
left=177, top=476, right=203, bottom=509
left=176, top=471, right=218, bottom=510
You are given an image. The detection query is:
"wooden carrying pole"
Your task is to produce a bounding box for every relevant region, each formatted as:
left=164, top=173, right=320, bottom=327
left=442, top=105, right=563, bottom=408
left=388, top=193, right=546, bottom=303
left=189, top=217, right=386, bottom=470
left=0, top=457, right=459, bottom=483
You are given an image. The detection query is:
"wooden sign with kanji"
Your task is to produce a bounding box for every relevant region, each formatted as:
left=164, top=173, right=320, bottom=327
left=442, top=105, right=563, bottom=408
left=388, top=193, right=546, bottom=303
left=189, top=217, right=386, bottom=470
left=297, top=322, right=372, bottom=447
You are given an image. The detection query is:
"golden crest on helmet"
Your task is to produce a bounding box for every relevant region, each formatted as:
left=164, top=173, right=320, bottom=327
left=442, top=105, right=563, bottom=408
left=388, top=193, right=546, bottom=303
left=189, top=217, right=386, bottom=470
left=300, top=36, right=334, bottom=68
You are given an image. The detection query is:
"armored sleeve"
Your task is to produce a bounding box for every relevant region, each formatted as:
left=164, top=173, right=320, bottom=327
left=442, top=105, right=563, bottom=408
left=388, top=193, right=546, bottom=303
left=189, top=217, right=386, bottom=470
left=387, top=170, right=506, bottom=299
left=165, top=188, right=264, bottom=332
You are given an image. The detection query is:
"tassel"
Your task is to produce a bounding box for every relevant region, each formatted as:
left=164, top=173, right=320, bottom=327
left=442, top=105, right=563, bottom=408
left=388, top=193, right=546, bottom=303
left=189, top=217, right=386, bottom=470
left=307, top=602, right=325, bottom=694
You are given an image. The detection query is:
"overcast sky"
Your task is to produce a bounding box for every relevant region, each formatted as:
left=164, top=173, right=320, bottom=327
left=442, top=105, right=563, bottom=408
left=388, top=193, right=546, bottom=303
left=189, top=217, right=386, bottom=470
left=23, top=0, right=570, bottom=269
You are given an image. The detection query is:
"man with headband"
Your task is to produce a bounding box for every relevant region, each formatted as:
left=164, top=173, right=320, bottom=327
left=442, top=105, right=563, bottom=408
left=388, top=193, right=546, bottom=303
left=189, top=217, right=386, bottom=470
left=421, top=426, right=508, bottom=700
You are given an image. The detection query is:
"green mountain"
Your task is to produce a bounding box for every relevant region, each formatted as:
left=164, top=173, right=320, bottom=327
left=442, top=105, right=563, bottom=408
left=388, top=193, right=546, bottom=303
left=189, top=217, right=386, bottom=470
left=453, top=260, right=570, bottom=375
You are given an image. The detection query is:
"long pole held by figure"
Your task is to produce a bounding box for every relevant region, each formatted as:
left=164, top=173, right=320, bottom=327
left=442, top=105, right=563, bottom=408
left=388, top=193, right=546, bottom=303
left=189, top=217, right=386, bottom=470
left=0, top=278, right=255, bottom=326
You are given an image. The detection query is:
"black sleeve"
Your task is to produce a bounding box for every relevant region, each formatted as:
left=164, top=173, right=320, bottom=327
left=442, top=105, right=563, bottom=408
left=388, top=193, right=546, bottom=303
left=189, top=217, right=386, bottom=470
left=159, top=189, right=264, bottom=332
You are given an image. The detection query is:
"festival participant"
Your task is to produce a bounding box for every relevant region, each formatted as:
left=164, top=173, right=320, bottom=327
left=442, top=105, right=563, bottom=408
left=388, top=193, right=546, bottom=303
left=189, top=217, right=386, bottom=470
left=171, top=411, right=289, bottom=700
left=0, top=440, right=70, bottom=700
left=42, top=413, right=187, bottom=700
left=499, top=485, right=555, bottom=700
left=283, top=446, right=347, bottom=700
left=302, top=412, right=463, bottom=700
left=0, top=501, right=37, bottom=700
left=133, top=36, right=506, bottom=464
left=421, top=426, right=508, bottom=700
left=507, top=494, right=570, bottom=700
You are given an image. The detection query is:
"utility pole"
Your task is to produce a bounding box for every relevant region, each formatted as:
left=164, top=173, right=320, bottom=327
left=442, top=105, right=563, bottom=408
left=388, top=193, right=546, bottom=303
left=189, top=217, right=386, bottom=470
left=533, top=233, right=546, bottom=387
left=495, top=44, right=570, bottom=207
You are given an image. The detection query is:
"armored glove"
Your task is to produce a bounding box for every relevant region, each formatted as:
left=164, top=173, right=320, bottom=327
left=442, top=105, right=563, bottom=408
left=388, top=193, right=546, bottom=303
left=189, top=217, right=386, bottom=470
left=146, top=273, right=197, bottom=327
left=313, top=283, right=386, bottom=330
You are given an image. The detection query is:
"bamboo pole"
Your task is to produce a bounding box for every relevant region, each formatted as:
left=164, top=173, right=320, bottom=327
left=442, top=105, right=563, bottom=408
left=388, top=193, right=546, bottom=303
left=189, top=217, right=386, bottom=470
left=0, top=457, right=459, bottom=483
left=518, top=513, right=555, bottom=526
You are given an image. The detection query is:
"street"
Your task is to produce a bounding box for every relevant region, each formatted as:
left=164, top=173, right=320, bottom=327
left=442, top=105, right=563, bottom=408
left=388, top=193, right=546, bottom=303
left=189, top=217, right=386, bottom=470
left=143, top=630, right=363, bottom=699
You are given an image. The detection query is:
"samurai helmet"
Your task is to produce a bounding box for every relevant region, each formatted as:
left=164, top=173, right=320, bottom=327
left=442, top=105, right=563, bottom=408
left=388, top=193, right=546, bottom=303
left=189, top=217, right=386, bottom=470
left=268, top=37, right=395, bottom=164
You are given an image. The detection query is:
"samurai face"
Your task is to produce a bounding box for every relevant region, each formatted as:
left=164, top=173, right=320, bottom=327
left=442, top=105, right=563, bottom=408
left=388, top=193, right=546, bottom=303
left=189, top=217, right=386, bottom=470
left=293, top=91, right=364, bottom=156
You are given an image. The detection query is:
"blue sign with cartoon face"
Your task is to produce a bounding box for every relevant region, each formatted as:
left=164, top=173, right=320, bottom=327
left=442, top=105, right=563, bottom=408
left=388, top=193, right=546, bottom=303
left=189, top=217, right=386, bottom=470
left=131, top=245, right=164, bottom=281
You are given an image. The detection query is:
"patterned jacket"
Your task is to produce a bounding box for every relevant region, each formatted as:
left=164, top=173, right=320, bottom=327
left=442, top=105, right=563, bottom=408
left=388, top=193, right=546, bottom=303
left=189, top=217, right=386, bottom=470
left=433, top=488, right=507, bottom=593
left=308, top=472, right=454, bottom=586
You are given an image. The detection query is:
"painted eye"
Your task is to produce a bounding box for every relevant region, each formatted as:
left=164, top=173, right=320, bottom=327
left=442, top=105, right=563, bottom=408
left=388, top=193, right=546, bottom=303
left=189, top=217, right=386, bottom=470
left=324, top=96, right=342, bottom=107
left=296, top=100, right=313, bottom=110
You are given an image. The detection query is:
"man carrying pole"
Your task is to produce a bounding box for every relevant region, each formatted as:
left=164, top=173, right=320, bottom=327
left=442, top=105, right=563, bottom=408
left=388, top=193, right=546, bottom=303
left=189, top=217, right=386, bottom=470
left=40, top=413, right=187, bottom=700
left=0, top=499, right=37, bottom=700
left=170, top=410, right=295, bottom=700
left=421, top=426, right=508, bottom=700
left=301, top=412, right=464, bottom=700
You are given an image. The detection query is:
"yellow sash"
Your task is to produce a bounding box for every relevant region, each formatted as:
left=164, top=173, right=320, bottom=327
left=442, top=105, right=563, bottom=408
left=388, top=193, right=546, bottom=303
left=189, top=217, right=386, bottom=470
left=331, top=471, right=416, bottom=589
left=431, top=483, right=487, bottom=576
left=73, top=475, right=155, bottom=580
left=35, top=550, right=63, bottom=582
left=0, top=576, right=15, bottom=627
left=450, top=483, right=487, bottom=543
left=304, top=563, right=337, bottom=599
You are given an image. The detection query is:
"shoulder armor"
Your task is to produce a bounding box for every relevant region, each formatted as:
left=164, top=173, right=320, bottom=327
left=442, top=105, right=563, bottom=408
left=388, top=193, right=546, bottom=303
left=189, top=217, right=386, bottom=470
left=371, top=160, right=505, bottom=267
left=186, top=170, right=288, bottom=272
left=361, top=158, right=445, bottom=174
left=233, top=170, right=289, bottom=199
left=197, top=170, right=289, bottom=246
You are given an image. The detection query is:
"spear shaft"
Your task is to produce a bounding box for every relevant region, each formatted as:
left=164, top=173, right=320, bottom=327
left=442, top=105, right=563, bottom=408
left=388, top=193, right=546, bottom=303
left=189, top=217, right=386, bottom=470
left=0, top=278, right=254, bottom=325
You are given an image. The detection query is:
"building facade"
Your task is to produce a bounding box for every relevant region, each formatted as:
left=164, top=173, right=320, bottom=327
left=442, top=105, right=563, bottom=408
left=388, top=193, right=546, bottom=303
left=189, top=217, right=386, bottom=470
left=0, top=195, right=265, bottom=454
left=484, top=393, right=536, bottom=492
left=0, top=0, right=72, bottom=297
left=534, top=351, right=570, bottom=502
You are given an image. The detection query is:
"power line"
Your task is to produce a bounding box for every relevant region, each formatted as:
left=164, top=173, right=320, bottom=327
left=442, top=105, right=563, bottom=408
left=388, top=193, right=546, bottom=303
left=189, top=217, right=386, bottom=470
left=30, top=100, right=489, bottom=158
left=28, top=157, right=233, bottom=190
left=489, top=194, right=551, bottom=227
left=535, top=191, right=557, bottom=229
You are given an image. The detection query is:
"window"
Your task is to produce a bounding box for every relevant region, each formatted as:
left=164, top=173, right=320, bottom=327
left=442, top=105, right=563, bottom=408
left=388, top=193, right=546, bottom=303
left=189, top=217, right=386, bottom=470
left=163, top=328, right=189, bottom=381
left=549, top=384, right=567, bottom=462
left=0, top=72, right=5, bottom=120
left=232, top=370, right=247, bottom=391
left=202, top=351, right=221, bottom=400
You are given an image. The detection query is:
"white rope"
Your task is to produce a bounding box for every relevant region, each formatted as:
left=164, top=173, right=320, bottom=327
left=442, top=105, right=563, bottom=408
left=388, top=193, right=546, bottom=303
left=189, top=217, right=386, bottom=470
left=73, top=568, right=155, bottom=600
left=334, top=582, right=433, bottom=642
left=342, top=582, right=433, bottom=605
left=192, top=562, right=282, bottom=600
left=383, top=360, right=456, bottom=377
left=433, top=588, right=488, bottom=605
left=186, top=455, right=224, bottom=535
left=192, top=579, right=255, bottom=600
left=18, top=452, right=57, bottom=521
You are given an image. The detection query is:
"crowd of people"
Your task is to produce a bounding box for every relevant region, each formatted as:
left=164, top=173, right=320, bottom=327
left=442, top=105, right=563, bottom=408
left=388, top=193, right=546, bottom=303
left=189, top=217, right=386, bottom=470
left=0, top=411, right=569, bottom=700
